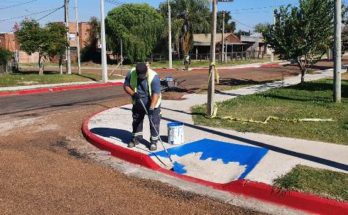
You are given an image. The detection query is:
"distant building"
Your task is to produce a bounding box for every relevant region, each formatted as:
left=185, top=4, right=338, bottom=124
left=0, top=22, right=93, bottom=64
left=57, top=22, right=92, bottom=49
left=0, top=32, right=19, bottom=52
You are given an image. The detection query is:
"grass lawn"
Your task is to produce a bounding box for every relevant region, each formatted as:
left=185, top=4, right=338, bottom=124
left=0, top=72, right=104, bottom=87
left=274, top=165, right=348, bottom=201
left=150, top=58, right=270, bottom=69
left=192, top=73, right=348, bottom=144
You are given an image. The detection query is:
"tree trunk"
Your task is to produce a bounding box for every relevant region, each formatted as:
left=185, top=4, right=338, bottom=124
left=297, top=58, right=306, bottom=84
left=301, top=69, right=306, bottom=84
left=5, top=62, right=8, bottom=73
left=38, top=55, right=43, bottom=75
left=176, top=37, right=180, bottom=60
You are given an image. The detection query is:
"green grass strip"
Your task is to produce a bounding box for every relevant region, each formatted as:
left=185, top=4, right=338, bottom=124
left=192, top=77, right=348, bottom=144
left=274, top=165, right=348, bottom=201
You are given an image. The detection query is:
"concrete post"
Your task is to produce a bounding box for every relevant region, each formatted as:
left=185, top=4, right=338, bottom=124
left=65, top=0, right=72, bottom=75
left=334, top=0, right=342, bottom=102
left=74, top=0, right=81, bottom=74
left=207, top=0, right=217, bottom=117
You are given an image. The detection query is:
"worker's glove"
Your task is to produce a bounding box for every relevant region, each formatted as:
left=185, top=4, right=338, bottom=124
left=132, top=92, right=141, bottom=100
left=148, top=108, right=155, bottom=116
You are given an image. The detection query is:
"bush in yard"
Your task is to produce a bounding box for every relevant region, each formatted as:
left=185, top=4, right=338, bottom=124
left=0, top=47, right=12, bottom=73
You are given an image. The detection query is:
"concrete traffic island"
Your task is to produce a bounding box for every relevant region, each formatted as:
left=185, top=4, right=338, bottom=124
left=82, top=72, right=348, bottom=214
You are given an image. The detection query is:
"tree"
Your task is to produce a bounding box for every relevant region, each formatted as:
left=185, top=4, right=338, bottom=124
left=264, top=0, right=334, bottom=83
left=46, top=23, right=68, bottom=74
left=254, top=23, right=271, bottom=34
left=81, top=16, right=100, bottom=63
left=16, top=19, right=48, bottom=75
left=16, top=20, right=68, bottom=75
left=217, top=11, right=235, bottom=33
left=159, top=0, right=210, bottom=58
left=0, top=48, right=12, bottom=73
left=106, top=4, right=164, bottom=63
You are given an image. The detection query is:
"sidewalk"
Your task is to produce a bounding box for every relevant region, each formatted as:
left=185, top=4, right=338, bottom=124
left=83, top=70, right=348, bottom=214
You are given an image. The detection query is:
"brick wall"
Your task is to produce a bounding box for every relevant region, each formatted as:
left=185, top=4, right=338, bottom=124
left=0, top=33, right=19, bottom=52
left=63, top=22, right=92, bottom=49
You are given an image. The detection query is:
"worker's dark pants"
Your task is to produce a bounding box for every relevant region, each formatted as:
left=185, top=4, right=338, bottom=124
left=132, top=101, right=161, bottom=142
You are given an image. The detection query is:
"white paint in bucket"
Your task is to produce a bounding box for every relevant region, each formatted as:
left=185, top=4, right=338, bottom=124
left=167, top=122, right=184, bottom=145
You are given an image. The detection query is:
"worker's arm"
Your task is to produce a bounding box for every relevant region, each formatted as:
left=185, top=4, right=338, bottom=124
left=150, top=75, right=161, bottom=109
left=123, top=72, right=135, bottom=97
left=124, top=85, right=135, bottom=97
left=150, top=93, right=159, bottom=109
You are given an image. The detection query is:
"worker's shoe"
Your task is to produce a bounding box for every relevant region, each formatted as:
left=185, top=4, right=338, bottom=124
left=128, top=136, right=140, bottom=148
left=149, top=140, right=157, bottom=151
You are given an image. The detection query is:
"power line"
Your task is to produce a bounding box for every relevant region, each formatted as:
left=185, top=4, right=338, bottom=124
left=0, top=6, right=62, bottom=23
left=36, top=5, right=64, bottom=21
left=105, top=0, right=120, bottom=5
left=231, top=17, right=254, bottom=30
left=0, top=0, right=39, bottom=10
left=105, top=0, right=126, bottom=6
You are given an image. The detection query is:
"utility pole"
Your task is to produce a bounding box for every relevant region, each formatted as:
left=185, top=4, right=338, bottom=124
left=100, top=0, right=108, bottom=83
left=74, top=0, right=81, bottom=74
left=168, top=0, right=173, bottom=69
left=221, top=11, right=225, bottom=62
left=270, top=12, right=275, bottom=62
left=65, top=0, right=72, bottom=74
left=207, top=0, right=217, bottom=116
left=334, top=0, right=342, bottom=103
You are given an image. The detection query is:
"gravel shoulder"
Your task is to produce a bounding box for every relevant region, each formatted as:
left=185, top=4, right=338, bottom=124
left=0, top=96, right=263, bottom=214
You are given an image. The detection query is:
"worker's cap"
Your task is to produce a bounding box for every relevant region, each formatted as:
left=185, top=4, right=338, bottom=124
left=136, top=63, right=148, bottom=79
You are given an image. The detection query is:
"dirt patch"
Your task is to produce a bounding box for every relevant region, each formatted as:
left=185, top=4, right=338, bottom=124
left=0, top=97, right=263, bottom=214
left=162, top=91, right=186, bottom=100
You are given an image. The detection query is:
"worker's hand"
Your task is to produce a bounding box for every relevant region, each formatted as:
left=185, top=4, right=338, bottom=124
left=132, top=92, right=141, bottom=100
left=148, top=108, right=155, bottom=116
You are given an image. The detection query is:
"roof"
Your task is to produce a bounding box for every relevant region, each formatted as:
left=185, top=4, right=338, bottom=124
left=0, top=32, right=14, bottom=35
left=240, top=34, right=264, bottom=43
left=193, top=33, right=243, bottom=46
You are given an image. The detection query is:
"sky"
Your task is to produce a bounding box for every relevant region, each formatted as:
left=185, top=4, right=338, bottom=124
left=0, top=0, right=326, bottom=33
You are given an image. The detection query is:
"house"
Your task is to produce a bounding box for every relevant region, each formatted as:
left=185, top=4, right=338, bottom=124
left=192, top=32, right=270, bottom=61
left=240, top=33, right=270, bottom=56
left=192, top=33, right=244, bottom=60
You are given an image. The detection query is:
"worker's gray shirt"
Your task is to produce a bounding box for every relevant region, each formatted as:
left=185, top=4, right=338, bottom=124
left=124, top=71, right=161, bottom=105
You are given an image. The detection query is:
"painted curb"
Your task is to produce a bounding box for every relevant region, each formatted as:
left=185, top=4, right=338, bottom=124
left=0, top=82, right=123, bottom=97
left=82, top=109, right=348, bottom=215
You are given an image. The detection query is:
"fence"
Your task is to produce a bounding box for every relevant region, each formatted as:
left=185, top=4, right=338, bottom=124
left=0, top=60, right=18, bottom=73
left=150, top=50, right=267, bottom=62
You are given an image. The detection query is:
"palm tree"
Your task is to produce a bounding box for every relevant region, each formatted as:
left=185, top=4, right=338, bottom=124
left=160, top=0, right=210, bottom=59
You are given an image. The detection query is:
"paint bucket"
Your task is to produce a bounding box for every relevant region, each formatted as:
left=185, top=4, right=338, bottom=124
left=167, top=122, right=184, bottom=145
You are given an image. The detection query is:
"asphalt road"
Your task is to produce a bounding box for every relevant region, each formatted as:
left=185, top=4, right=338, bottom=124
left=0, top=86, right=128, bottom=116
